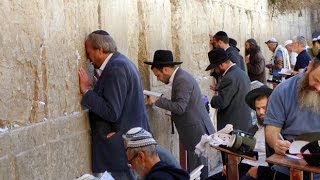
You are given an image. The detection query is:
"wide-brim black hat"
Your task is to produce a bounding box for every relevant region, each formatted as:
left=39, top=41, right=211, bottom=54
left=205, top=48, right=229, bottom=71
left=144, top=50, right=182, bottom=66
left=245, top=85, right=273, bottom=110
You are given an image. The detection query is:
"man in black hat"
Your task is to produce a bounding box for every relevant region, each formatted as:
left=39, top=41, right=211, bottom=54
left=78, top=30, right=150, bottom=179
left=206, top=48, right=251, bottom=131
left=144, top=50, right=215, bottom=178
left=208, top=83, right=274, bottom=180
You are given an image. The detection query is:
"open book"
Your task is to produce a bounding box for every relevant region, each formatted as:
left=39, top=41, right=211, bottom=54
left=289, top=140, right=310, bottom=154
left=143, top=90, right=162, bottom=97
left=278, top=68, right=292, bottom=76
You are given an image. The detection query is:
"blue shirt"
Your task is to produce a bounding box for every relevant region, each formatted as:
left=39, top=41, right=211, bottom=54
left=264, top=74, right=320, bottom=141
left=272, top=50, right=283, bottom=78
left=294, top=49, right=311, bottom=71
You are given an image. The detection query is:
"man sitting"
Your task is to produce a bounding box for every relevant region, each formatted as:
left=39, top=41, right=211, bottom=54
left=208, top=83, right=274, bottom=180
left=124, top=127, right=189, bottom=180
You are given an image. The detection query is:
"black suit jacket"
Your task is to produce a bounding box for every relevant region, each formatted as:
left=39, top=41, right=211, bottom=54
left=211, top=65, right=252, bottom=131
left=82, top=52, right=150, bottom=173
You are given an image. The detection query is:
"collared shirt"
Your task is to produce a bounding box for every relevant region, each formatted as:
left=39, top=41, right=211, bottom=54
left=222, top=63, right=235, bottom=76
left=95, top=53, right=113, bottom=76
left=242, top=124, right=268, bottom=167
left=168, top=67, right=179, bottom=86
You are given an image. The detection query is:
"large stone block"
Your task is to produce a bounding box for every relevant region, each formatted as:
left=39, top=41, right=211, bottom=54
left=47, top=112, right=90, bottom=141
left=15, top=145, right=49, bottom=180
left=0, top=132, right=11, bottom=158
left=0, top=156, right=14, bottom=180
left=9, top=122, right=48, bottom=155
left=47, top=132, right=91, bottom=180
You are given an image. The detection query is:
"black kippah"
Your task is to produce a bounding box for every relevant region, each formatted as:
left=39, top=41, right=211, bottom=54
left=92, top=30, right=109, bottom=35
left=215, top=31, right=228, bottom=37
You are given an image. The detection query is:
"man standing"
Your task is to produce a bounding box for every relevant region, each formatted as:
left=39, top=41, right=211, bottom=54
left=265, top=38, right=290, bottom=80
left=212, top=31, right=246, bottom=71
left=206, top=48, right=251, bottom=131
left=145, top=50, right=215, bottom=178
left=264, top=53, right=320, bottom=179
left=78, top=30, right=150, bottom=179
left=208, top=83, right=274, bottom=180
left=291, top=36, right=312, bottom=75
left=245, top=39, right=267, bottom=84
left=283, top=40, right=297, bottom=69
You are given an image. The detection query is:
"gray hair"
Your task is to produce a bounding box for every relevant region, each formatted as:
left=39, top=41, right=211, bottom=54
left=129, top=145, right=158, bottom=157
left=86, top=33, right=117, bottom=53
left=293, top=36, right=307, bottom=47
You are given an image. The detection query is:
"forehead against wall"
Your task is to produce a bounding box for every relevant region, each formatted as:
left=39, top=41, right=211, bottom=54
left=0, top=0, right=318, bottom=179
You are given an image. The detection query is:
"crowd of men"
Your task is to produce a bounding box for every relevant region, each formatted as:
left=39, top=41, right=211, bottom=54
left=78, top=29, right=320, bottom=179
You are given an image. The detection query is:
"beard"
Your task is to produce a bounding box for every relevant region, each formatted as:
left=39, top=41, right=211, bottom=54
left=297, top=75, right=320, bottom=113
left=257, top=117, right=264, bottom=125
left=133, top=166, right=146, bottom=180
left=245, top=48, right=251, bottom=56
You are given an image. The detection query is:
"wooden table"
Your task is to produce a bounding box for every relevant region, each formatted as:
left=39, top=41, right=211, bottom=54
left=266, top=154, right=320, bottom=180
left=211, top=145, right=256, bottom=180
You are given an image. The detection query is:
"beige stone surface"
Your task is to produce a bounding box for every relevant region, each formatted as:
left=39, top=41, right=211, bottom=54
left=0, top=0, right=319, bottom=179
left=0, top=112, right=90, bottom=180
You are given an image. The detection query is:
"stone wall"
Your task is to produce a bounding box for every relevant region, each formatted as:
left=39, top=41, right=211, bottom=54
left=0, top=0, right=319, bottom=179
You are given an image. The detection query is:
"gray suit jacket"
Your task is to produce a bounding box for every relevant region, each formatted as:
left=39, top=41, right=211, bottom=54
left=155, top=68, right=215, bottom=150
left=211, top=65, right=252, bottom=131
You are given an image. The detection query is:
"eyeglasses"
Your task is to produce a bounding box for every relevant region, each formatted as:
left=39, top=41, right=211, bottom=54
left=127, top=152, right=140, bottom=165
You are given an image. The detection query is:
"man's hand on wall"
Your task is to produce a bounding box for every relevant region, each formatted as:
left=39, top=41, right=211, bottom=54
left=78, top=67, right=91, bottom=94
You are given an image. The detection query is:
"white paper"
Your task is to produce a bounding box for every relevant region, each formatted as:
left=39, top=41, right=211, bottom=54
left=143, top=90, right=162, bottom=97
left=278, top=68, right=291, bottom=76
left=100, top=171, right=114, bottom=180
left=289, top=140, right=309, bottom=154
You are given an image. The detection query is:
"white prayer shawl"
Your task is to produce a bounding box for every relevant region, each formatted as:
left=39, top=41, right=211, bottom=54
left=273, top=45, right=291, bottom=70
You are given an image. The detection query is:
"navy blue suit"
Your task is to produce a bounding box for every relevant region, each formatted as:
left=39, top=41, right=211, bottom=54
left=81, top=52, right=150, bottom=173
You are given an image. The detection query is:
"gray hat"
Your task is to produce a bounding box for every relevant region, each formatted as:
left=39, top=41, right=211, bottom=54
left=124, top=127, right=157, bottom=148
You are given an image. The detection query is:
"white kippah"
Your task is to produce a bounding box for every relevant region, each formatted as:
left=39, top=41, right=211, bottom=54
left=124, top=127, right=157, bottom=148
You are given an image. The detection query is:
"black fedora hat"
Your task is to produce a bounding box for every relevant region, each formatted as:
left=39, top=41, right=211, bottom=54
left=229, top=38, right=240, bottom=52
left=245, top=85, right=273, bottom=110
left=205, top=48, right=229, bottom=71
left=144, top=50, right=182, bottom=66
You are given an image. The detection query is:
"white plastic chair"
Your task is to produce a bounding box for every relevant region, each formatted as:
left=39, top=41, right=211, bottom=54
left=189, top=164, right=204, bottom=180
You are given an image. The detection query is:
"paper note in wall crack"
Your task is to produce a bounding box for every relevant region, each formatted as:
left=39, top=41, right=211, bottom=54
left=143, top=90, right=162, bottom=97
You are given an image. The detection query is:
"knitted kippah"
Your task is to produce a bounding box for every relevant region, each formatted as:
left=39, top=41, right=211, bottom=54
left=124, top=127, right=157, bottom=148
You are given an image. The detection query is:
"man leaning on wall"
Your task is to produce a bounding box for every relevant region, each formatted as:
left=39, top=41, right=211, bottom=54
left=78, top=30, right=150, bottom=180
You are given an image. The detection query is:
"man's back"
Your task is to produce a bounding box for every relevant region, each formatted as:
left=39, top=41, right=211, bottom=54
left=211, top=65, right=251, bottom=131
left=156, top=68, right=215, bottom=150
left=145, top=161, right=190, bottom=180
left=82, top=52, right=150, bottom=172
left=226, top=46, right=245, bottom=71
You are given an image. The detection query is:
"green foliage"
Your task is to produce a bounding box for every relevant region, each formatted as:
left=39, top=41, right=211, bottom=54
left=269, top=0, right=320, bottom=15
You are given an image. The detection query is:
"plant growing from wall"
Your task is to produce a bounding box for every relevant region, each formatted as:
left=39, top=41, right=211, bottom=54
left=269, top=0, right=320, bottom=16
